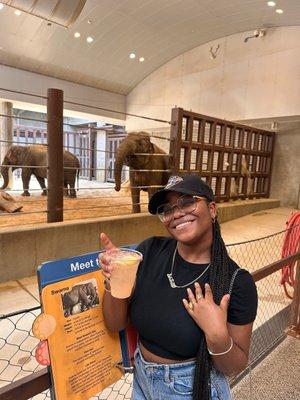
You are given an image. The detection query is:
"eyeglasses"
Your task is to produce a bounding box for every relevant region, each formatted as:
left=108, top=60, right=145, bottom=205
left=157, top=195, right=206, bottom=222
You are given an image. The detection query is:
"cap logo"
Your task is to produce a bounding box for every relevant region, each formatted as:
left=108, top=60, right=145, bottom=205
left=165, top=176, right=183, bottom=189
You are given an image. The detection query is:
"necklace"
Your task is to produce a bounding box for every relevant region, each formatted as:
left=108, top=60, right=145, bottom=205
left=166, top=244, right=211, bottom=289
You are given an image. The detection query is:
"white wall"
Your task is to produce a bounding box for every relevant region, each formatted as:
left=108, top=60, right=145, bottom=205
left=96, top=130, right=107, bottom=181
left=126, top=26, right=300, bottom=130
left=0, top=64, right=125, bottom=122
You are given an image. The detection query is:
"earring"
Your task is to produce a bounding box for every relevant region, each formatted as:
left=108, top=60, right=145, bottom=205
left=211, top=217, right=216, bottom=224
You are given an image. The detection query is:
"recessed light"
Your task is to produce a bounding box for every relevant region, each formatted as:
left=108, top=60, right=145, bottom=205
left=86, top=36, right=94, bottom=43
left=87, top=19, right=92, bottom=24
left=267, top=1, right=276, bottom=6
left=276, top=8, right=283, bottom=14
left=129, top=53, right=136, bottom=59
left=139, top=57, right=145, bottom=62
left=74, top=32, right=81, bottom=38
left=14, top=9, right=21, bottom=16
left=0, top=3, right=4, bottom=11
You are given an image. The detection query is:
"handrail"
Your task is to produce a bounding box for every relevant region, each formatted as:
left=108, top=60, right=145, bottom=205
left=252, top=252, right=300, bottom=282
left=0, top=368, right=50, bottom=400
left=0, top=251, right=299, bottom=400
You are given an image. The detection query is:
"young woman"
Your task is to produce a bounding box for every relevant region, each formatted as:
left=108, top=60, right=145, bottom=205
left=100, top=174, right=257, bottom=400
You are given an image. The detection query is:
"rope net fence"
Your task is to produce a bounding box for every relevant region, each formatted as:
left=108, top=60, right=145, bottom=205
left=1, top=225, right=298, bottom=399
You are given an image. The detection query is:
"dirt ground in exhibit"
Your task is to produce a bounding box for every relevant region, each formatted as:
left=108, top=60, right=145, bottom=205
left=0, top=188, right=149, bottom=230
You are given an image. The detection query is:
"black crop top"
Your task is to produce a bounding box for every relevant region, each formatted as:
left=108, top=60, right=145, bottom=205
left=129, top=236, right=258, bottom=360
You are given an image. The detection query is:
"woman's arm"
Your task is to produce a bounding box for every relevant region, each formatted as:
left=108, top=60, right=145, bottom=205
left=183, top=282, right=255, bottom=377
left=102, top=287, right=130, bottom=332
left=99, top=232, right=130, bottom=332
left=205, top=322, right=253, bottom=377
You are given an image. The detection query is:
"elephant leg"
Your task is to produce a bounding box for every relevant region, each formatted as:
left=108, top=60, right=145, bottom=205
left=68, top=181, right=76, bottom=198
left=131, top=186, right=141, bottom=213
left=21, top=170, right=32, bottom=196
left=79, top=289, right=91, bottom=310
left=35, top=176, right=47, bottom=196
left=147, top=187, right=157, bottom=204
left=63, top=181, right=69, bottom=197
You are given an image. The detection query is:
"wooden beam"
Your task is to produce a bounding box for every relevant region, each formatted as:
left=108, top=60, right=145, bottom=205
left=0, top=369, right=51, bottom=400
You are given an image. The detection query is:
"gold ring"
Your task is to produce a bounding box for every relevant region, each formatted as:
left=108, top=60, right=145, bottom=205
left=196, top=294, right=202, bottom=301
left=188, top=301, right=194, bottom=311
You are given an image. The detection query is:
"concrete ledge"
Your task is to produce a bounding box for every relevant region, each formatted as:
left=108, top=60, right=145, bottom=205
left=0, top=198, right=280, bottom=283
left=217, top=198, right=280, bottom=223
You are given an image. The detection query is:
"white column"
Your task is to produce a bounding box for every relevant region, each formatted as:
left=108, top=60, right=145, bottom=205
left=0, top=102, right=14, bottom=189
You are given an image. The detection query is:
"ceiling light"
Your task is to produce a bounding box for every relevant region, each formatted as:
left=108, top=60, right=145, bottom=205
left=14, top=9, right=21, bottom=16
left=129, top=53, right=136, bottom=59
left=267, top=1, right=276, bottom=6
left=74, top=32, right=81, bottom=38
left=0, top=3, right=4, bottom=11
left=86, top=36, right=94, bottom=43
left=276, top=8, right=283, bottom=14
left=87, top=19, right=92, bottom=24
left=139, top=57, right=145, bottom=62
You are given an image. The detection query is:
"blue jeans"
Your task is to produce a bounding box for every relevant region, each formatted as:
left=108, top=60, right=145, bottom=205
left=132, top=347, right=232, bottom=399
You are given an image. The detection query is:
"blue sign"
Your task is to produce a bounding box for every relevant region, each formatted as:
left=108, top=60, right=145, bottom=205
left=38, top=244, right=138, bottom=289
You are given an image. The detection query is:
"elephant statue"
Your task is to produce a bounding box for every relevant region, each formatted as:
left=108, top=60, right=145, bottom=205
left=114, top=132, right=171, bottom=213
left=62, top=282, right=99, bottom=317
left=0, top=145, right=80, bottom=197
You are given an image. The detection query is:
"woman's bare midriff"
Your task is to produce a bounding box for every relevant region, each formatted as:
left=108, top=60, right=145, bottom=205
left=140, top=342, right=196, bottom=364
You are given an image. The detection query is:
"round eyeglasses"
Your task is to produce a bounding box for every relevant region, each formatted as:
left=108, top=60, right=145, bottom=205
left=157, top=195, right=206, bottom=222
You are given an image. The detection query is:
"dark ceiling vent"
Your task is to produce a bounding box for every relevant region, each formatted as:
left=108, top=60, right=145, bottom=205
left=2, top=0, right=87, bottom=27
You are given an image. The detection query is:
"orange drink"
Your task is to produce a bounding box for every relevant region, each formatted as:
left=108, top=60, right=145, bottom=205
left=107, top=249, right=143, bottom=298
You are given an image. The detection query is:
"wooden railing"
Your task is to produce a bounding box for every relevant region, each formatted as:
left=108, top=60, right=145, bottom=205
left=169, top=108, right=275, bottom=202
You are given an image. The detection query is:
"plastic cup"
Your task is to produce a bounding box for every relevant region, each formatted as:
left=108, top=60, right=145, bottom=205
left=107, top=248, right=143, bottom=299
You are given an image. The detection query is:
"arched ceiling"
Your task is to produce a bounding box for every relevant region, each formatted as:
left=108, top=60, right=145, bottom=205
left=0, top=0, right=299, bottom=95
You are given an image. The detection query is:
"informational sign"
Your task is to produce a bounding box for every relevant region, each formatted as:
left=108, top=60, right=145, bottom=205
left=37, top=251, right=126, bottom=400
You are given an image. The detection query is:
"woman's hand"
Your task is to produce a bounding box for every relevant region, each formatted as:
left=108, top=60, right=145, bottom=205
left=183, top=282, right=230, bottom=341
left=99, top=233, right=117, bottom=280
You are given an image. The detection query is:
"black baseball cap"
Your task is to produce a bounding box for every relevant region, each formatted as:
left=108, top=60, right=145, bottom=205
left=148, top=174, right=215, bottom=215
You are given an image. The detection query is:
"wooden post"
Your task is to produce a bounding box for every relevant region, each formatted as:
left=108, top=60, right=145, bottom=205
left=170, top=107, right=183, bottom=174
left=47, top=89, right=64, bottom=222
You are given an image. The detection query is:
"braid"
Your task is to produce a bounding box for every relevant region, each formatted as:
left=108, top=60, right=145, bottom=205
left=193, top=219, right=230, bottom=400
left=209, top=220, right=230, bottom=302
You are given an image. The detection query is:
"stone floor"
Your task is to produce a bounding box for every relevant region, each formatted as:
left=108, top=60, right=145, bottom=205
left=232, top=336, right=300, bottom=400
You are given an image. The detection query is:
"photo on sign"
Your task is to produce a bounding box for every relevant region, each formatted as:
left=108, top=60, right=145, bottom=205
left=61, top=278, right=100, bottom=317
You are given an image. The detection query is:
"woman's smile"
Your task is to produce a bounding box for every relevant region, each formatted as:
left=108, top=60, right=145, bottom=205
left=173, top=219, right=195, bottom=230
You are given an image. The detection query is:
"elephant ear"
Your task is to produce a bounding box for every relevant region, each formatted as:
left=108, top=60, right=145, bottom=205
left=6, top=148, right=17, bottom=165
left=150, top=143, right=155, bottom=153
left=137, top=136, right=152, bottom=165
left=8, top=146, right=25, bottom=166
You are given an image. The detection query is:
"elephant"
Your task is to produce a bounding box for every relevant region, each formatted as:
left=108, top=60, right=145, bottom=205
left=114, top=132, right=171, bottom=213
left=0, top=145, right=80, bottom=197
left=62, top=283, right=99, bottom=317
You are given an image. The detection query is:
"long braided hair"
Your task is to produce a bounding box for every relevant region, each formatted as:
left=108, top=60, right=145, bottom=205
left=192, top=218, right=232, bottom=400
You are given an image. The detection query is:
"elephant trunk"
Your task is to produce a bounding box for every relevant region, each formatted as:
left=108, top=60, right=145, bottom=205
left=114, top=141, right=136, bottom=191
left=0, top=156, right=10, bottom=190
